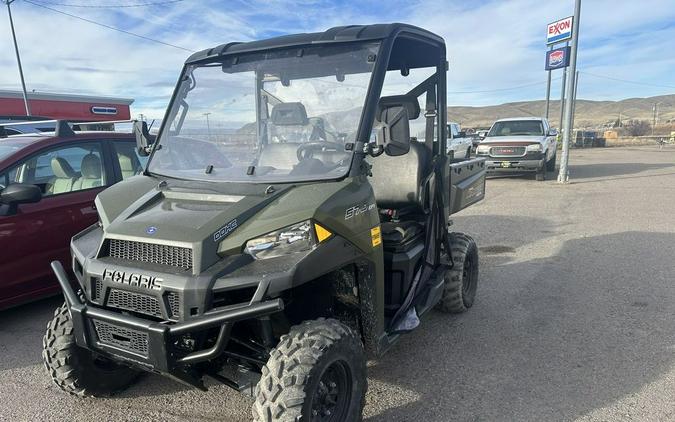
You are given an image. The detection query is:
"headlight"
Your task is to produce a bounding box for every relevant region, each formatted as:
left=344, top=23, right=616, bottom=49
left=526, top=144, right=543, bottom=152
left=476, top=144, right=490, bottom=154
left=245, top=220, right=325, bottom=260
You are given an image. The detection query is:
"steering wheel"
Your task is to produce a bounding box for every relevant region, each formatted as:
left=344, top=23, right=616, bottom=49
left=296, top=142, right=343, bottom=161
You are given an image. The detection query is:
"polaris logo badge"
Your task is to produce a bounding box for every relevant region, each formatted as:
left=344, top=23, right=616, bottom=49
left=214, top=219, right=238, bottom=242
left=146, top=226, right=158, bottom=235
left=103, top=268, right=162, bottom=291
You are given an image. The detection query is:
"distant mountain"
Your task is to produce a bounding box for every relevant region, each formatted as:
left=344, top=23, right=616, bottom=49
left=448, top=94, right=675, bottom=129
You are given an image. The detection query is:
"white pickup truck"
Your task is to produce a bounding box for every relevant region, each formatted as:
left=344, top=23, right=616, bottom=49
left=476, top=117, right=558, bottom=181
left=447, top=122, right=473, bottom=160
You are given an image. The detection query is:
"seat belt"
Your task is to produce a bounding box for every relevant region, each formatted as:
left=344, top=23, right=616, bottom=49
left=424, top=88, right=437, bottom=153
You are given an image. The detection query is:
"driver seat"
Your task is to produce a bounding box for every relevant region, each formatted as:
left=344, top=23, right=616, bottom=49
left=259, top=102, right=311, bottom=170
left=368, top=95, right=429, bottom=247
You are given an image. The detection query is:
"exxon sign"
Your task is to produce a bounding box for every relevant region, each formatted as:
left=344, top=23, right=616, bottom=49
left=547, top=16, right=573, bottom=44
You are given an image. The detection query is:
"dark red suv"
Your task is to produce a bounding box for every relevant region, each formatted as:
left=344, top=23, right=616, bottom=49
left=0, top=131, right=147, bottom=309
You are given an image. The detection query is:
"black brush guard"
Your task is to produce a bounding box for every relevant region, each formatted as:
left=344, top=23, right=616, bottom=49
left=51, top=261, right=283, bottom=390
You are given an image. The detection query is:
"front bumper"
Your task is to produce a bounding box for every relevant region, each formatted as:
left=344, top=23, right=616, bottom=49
left=51, top=261, right=283, bottom=387
left=480, top=156, right=544, bottom=172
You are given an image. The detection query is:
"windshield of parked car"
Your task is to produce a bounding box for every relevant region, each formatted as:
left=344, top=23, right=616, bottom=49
left=488, top=120, right=544, bottom=137
left=147, top=42, right=379, bottom=183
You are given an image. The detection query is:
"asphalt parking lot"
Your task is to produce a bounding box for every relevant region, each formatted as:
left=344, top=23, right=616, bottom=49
left=1, top=146, right=674, bottom=422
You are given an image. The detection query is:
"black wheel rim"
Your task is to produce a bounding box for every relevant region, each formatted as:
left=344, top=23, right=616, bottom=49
left=310, top=359, right=352, bottom=422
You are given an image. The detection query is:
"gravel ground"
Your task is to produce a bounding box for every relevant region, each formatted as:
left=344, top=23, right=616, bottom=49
left=1, top=146, right=674, bottom=422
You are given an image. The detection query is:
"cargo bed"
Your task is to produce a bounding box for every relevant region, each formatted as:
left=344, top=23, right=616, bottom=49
left=449, top=157, right=486, bottom=214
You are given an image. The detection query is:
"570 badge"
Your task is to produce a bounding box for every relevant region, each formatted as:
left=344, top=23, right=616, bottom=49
left=345, top=203, right=376, bottom=220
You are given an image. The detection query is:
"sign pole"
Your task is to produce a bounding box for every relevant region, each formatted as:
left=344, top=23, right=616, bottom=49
left=4, top=0, right=31, bottom=116
left=558, top=0, right=581, bottom=183
left=570, top=70, right=579, bottom=137
left=544, top=45, right=553, bottom=119
left=559, top=64, right=567, bottom=129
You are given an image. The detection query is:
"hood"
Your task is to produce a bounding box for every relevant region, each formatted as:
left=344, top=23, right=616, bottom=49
left=480, top=135, right=546, bottom=145
left=93, top=175, right=359, bottom=274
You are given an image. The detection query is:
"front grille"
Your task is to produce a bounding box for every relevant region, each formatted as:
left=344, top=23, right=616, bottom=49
left=93, top=279, right=103, bottom=301
left=108, top=239, right=193, bottom=270
left=106, top=289, right=163, bottom=319
left=93, top=320, right=149, bottom=356
left=491, top=146, right=526, bottom=156
left=166, top=291, right=181, bottom=319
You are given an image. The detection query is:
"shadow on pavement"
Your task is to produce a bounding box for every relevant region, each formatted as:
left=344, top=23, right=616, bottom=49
left=569, top=162, right=674, bottom=180
left=365, top=231, right=675, bottom=421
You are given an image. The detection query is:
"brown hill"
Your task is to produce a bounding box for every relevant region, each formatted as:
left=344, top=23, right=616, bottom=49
left=448, top=94, right=675, bottom=130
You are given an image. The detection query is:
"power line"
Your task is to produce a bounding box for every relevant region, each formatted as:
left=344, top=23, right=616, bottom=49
left=22, top=0, right=195, bottom=52
left=26, top=0, right=184, bottom=8
left=580, top=71, right=675, bottom=90
left=448, top=76, right=562, bottom=94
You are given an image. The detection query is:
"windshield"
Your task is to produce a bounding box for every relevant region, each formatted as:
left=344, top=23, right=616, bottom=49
left=488, top=120, right=544, bottom=137
left=0, top=141, right=25, bottom=161
left=148, top=43, right=379, bottom=183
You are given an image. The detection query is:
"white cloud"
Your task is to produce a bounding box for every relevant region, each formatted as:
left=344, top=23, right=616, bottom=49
left=0, top=0, right=673, bottom=118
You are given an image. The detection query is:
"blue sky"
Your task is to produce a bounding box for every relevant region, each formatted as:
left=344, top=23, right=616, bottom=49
left=1, top=0, right=675, bottom=118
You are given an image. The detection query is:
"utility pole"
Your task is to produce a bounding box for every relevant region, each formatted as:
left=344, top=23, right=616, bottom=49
left=651, top=103, right=660, bottom=135
left=655, top=103, right=660, bottom=127
left=558, top=0, right=581, bottom=183
left=544, top=45, right=553, bottom=119
left=5, top=0, right=31, bottom=116
left=203, top=112, right=211, bottom=140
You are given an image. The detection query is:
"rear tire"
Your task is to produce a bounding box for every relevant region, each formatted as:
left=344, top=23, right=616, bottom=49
left=42, top=303, right=140, bottom=397
left=436, top=233, right=479, bottom=313
left=253, top=318, right=367, bottom=422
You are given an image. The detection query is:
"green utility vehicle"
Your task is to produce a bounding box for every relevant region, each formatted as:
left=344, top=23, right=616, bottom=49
left=43, top=23, right=486, bottom=421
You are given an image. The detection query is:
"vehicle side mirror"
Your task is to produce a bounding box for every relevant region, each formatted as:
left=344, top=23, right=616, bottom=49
left=0, top=183, right=41, bottom=215
left=376, top=105, right=410, bottom=156
left=134, top=120, right=153, bottom=156
left=548, top=128, right=558, bottom=137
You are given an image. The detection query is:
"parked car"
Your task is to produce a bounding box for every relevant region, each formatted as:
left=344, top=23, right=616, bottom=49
left=476, top=117, right=558, bottom=181
left=448, top=121, right=473, bottom=159
left=0, top=129, right=149, bottom=309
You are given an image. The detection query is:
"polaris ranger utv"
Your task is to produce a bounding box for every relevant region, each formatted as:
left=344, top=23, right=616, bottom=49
left=43, top=23, right=486, bottom=421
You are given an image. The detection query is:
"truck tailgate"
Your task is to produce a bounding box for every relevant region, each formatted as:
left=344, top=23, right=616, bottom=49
left=449, top=158, right=486, bottom=214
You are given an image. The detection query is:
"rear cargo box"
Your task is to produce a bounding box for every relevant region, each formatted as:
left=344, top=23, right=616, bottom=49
left=449, top=158, right=486, bottom=214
